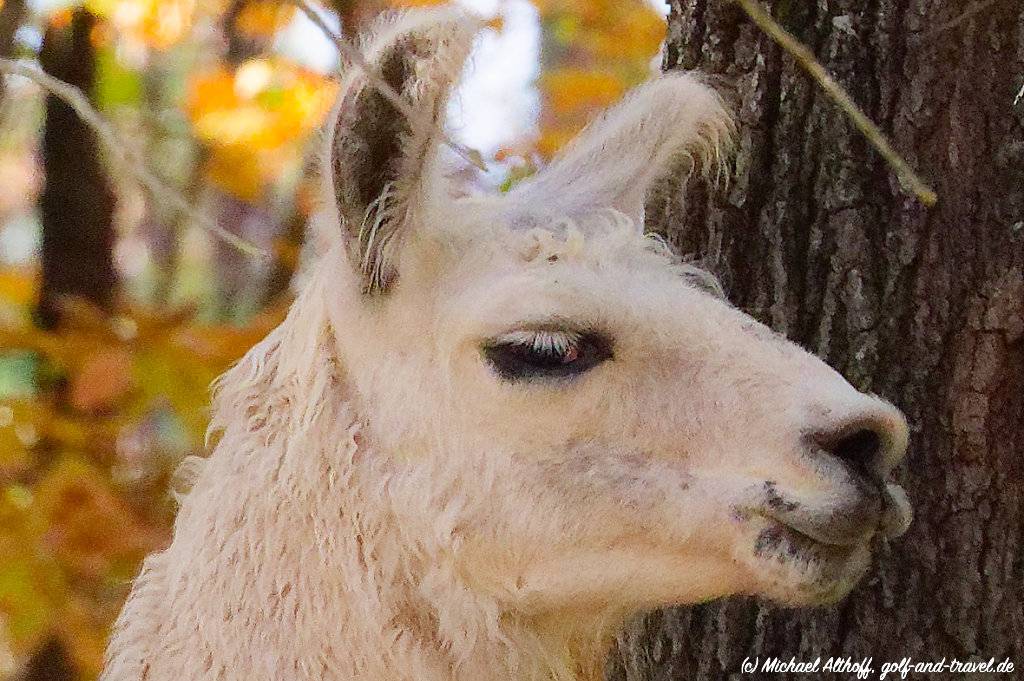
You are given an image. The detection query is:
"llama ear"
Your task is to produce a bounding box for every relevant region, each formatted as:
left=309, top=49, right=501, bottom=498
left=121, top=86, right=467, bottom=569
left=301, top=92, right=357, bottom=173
left=329, top=10, right=480, bottom=294
left=508, top=73, right=734, bottom=230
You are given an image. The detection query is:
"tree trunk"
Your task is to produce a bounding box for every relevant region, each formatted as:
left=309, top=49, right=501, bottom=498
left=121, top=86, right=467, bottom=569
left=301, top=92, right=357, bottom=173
left=610, top=1, right=1024, bottom=678
left=37, top=8, right=117, bottom=329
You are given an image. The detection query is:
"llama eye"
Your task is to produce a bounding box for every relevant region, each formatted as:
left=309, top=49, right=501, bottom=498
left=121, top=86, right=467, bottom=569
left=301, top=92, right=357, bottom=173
left=482, top=328, right=613, bottom=382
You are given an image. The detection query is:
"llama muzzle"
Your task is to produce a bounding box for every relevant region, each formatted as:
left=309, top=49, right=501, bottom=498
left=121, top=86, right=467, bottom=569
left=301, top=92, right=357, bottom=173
left=753, top=396, right=912, bottom=549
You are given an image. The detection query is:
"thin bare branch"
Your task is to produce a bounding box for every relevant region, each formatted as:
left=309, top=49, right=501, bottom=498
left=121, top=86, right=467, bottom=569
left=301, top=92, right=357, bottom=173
left=732, top=0, right=938, bottom=207
left=0, top=58, right=269, bottom=258
left=287, top=0, right=487, bottom=172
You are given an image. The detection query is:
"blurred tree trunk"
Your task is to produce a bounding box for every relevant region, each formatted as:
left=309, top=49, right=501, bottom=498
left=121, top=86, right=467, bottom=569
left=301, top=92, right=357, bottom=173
left=610, top=1, right=1024, bottom=678
left=0, top=0, right=26, bottom=103
left=37, top=8, right=116, bottom=329
left=261, top=189, right=307, bottom=305
left=20, top=636, right=74, bottom=681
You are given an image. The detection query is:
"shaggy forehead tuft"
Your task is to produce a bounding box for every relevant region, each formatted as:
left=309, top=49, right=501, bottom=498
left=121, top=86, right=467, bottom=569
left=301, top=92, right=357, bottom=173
left=474, top=208, right=725, bottom=298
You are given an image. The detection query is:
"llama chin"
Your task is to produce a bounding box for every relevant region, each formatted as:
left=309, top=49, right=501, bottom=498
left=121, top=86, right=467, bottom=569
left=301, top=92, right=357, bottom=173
left=741, top=516, right=874, bottom=604
left=100, top=7, right=912, bottom=681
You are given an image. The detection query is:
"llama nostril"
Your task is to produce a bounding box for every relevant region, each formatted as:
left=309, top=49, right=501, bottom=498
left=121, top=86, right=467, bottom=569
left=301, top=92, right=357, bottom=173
left=815, top=427, right=884, bottom=482
left=829, top=429, right=881, bottom=476
left=811, top=399, right=908, bottom=479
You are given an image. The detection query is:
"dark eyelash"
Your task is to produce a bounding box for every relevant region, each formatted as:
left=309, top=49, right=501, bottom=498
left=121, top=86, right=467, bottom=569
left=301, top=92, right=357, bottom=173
left=481, top=329, right=613, bottom=382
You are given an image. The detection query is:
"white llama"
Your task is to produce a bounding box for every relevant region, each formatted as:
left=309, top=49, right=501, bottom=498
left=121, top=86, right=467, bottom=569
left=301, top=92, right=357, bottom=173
left=101, top=8, right=913, bottom=681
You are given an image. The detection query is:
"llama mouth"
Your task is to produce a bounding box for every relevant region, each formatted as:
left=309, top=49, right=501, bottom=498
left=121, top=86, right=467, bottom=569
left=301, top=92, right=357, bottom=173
left=759, top=479, right=913, bottom=548
left=742, top=481, right=912, bottom=603
left=754, top=517, right=863, bottom=560
left=748, top=516, right=874, bottom=605
left=738, top=507, right=866, bottom=577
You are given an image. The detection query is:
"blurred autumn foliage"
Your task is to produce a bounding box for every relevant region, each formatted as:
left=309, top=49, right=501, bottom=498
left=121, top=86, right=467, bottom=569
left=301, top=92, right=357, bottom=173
left=0, top=0, right=665, bottom=677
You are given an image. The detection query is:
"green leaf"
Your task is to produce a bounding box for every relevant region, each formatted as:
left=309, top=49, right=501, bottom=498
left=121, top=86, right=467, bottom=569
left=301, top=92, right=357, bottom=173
left=95, top=46, right=143, bottom=111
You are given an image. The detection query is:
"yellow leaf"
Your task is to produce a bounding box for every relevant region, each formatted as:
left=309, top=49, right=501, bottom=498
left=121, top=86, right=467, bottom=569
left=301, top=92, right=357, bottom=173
left=587, top=9, right=665, bottom=61
left=0, top=405, right=31, bottom=475
left=0, top=554, right=64, bottom=656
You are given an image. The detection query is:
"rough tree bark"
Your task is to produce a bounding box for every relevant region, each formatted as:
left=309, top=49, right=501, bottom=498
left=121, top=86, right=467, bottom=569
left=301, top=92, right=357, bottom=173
left=610, top=0, right=1024, bottom=678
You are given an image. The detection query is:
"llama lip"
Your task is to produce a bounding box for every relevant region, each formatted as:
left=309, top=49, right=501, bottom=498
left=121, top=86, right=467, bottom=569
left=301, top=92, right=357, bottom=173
left=765, top=516, right=867, bottom=549
left=746, top=514, right=877, bottom=606
left=763, top=500, right=880, bottom=548
left=754, top=478, right=912, bottom=549
left=753, top=518, right=860, bottom=565
left=759, top=484, right=877, bottom=548
left=879, top=482, right=913, bottom=539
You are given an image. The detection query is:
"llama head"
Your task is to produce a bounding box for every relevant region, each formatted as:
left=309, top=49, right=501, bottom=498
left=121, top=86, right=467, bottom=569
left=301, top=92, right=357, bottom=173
left=321, top=8, right=912, bottom=622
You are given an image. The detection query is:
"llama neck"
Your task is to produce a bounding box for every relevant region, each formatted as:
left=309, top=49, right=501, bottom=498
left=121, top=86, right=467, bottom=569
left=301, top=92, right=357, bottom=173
left=326, top=526, right=622, bottom=681
left=303, top=440, right=622, bottom=681
left=342, top=557, right=619, bottom=681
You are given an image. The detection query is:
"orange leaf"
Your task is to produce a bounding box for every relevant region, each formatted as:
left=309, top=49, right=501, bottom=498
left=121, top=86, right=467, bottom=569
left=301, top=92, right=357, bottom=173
left=34, top=458, right=159, bottom=579
left=70, top=350, right=134, bottom=413
left=186, top=60, right=337, bottom=199
left=235, top=0, right=295, bottom=38
left=0, top=268, right=38, bottom=308
left=541, top=68, right=626, bottom=115
left=87, top=0, right=197, bottom=50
